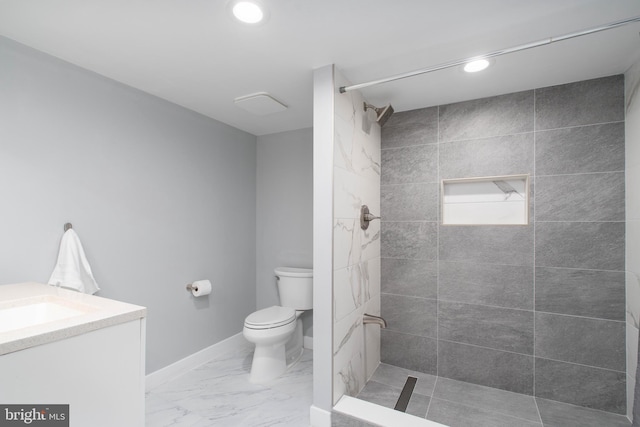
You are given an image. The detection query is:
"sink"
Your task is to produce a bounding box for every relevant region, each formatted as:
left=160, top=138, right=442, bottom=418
left=0, top=296, right=96, bottom=334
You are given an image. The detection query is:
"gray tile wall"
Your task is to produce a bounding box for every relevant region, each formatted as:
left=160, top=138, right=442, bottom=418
left=380, top=75, right=626, bottom=414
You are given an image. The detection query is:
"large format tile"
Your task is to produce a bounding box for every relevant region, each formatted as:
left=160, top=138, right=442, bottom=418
left=356, top=380, right=431, bottom=418
left=439, top=301, right=533, bottom=354
left=439, top=225, right=533, bottom=266
left=381, top=183, right=438, bottom=221
left=381, top=293, right=437, bottom=338
left=438, top=340, right=534, bottom=394
left=535, top=267, right=625, bottom=320
left=380, top=329, right=437, bottom=374
left=535, top=75, right=624, bottom=130
left=381, top=221, right=437, bottom=260
left=439, top=133, right=534, bottom=179
left=439, top=261, right=533, bottom=310
left=427, top=398, right=542, bottom=427
left=382, top=107, right=438, bottom=149
left=381, top=144, right=437, bottom=184
left=534, top=312, right=625, bottom=371
left=381, top=258, right=437, bottom=299
left=535, top=222, right=625, bottom=271
left=535, top=122, right=625, bottom=175
left=535, top=398, right=631, bottom=427
left=439, top=91, right=534, bottom=142
left=356, top=380, right=401, bottom=409
left=534, top=357, right=626, bottom=414
left=432, top=377, right=540, bottom=422
left=370, top=363, right=437, bottom=396
left=535, top=172, right=624, bottom=222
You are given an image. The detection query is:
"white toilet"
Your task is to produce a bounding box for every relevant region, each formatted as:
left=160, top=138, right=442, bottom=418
left=243, top=267, right=312, bottom=384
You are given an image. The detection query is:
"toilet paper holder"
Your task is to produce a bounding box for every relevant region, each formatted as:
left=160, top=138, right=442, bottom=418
left=186, top=283, right=199, bottom=292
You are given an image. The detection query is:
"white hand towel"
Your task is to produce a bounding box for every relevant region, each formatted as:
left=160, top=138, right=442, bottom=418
left=48, top=229, right=100, bottom=294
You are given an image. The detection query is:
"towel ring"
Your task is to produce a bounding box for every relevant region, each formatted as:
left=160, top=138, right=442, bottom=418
left=64, top=223, right=73, bottom=232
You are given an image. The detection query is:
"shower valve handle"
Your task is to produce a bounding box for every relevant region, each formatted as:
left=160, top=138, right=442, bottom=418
left=360, top=205, right=380, bottom=230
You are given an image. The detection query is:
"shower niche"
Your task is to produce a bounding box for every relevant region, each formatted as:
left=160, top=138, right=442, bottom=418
left=441, top=174, right=529, bottom=225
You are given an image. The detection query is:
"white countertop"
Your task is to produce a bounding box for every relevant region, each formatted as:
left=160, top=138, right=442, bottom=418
left=0, top=282, right=146, bottom=355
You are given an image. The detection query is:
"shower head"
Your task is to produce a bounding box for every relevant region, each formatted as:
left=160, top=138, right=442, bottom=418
left=363, top=102, right=394, bottom=127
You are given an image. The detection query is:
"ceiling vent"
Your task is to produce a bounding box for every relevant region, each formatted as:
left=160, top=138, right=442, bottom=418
left=234, top=92, right=287, bottom=115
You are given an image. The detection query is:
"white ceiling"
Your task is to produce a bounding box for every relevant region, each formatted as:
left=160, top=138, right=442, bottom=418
left=1, top=0, right=640, bottom=136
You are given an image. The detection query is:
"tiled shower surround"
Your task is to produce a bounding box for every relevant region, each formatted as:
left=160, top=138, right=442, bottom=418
left=380, top=75, right=626, bottom=414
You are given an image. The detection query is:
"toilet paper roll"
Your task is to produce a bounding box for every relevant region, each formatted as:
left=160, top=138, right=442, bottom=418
left=191, top=280, right=212, bottom=297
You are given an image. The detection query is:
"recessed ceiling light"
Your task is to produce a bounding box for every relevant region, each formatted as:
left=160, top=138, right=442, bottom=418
left=464, top=59, right=490, bottom=73
left=230, top=0, right=266, bottom=24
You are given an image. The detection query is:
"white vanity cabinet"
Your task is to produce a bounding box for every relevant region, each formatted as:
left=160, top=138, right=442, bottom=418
left=0, top=283, right=146, bottom=427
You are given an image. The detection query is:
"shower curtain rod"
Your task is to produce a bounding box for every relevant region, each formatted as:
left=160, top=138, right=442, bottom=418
left=339, top=15, right=640, bottom=94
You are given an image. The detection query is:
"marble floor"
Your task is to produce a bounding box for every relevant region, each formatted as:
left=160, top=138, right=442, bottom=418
left=146, top=341, right=313, bottom=427
left=350, top=363, right=631, bottom=427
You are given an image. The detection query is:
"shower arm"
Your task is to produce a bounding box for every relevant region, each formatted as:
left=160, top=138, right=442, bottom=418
left=339, top=15, right=640, bottom=93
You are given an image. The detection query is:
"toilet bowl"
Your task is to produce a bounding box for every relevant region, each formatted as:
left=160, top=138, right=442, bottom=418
left=243, top=267, right=312, bottom=384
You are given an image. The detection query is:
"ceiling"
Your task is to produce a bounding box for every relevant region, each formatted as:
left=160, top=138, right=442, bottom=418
left=1, top=0, right=640, bottom=136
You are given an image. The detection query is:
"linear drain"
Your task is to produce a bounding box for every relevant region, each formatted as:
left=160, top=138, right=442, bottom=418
left=394, top=376, right=417, bottom=412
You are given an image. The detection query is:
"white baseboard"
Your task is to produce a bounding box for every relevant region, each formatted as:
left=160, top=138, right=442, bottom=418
left=309, top=405, right=331, bottom=427
left=146, top=333, right=245, bottom=391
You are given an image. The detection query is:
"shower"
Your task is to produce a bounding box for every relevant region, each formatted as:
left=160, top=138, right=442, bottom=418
left=363, top=102, right=394, bottom=127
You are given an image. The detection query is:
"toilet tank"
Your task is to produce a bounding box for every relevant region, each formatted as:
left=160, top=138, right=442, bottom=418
left=274, top=267, right=313, bottom=310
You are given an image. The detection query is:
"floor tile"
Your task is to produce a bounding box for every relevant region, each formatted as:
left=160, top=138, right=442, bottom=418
left=536, top=397, right=631, bottom=427
left=370, top=363, right=437, bottom=396
left=427, top=398, right=543, bottom=427
left=432, top=377, right=540, bottom=422
left=146, top=345, right=312, bottom=426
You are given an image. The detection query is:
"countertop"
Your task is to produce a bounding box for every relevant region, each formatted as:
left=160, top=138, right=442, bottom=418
left=0, top=282, right=146, bottom=355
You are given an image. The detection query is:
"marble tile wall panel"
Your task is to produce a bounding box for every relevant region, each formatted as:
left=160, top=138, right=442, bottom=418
left=364, top=290, right=381, bottom=381
left=535, top=172, right=624, bottom=222
left=381, top=293, right=436, bottom=338
left=381, top=144, right=437, bottom=184
left=381, top=183, right=438, bottom=221
left=535, top=75, right=624, bottom=130
left=381, top=258, right=437, bottom=299
left=438, top=91, right=534, bottom=142
left=438, top=301, right=533, bottom=354
left=334, top=166, right=380, bottom=220
left=380, top=329, right=437, bottom=374
left=534, top=358, right=626, bottom=414
left=535, top=122, right=625, bottom=176
left=381, top=221, right=437, bottom=260
left=439, top=133, right=534, bottom=179
left=535, top=222, right=625, bottom=270
left=535, top=267, right=625, bottom=320
left=439, top=225, right=534, bottom=266
left=437, top=340, right=534, bottom=394
left=381, top=107, right=438, bottom=149
left=438, top=261, right=533, bottom=310
left=333, top=70, right=381, bottom=404
left=535, top=312, right=625, bottom=371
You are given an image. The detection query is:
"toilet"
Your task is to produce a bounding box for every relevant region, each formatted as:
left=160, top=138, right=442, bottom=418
left=243, top=267, right=313, bottom=384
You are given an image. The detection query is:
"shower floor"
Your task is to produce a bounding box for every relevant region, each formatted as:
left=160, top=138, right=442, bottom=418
left=351, top=363, right=630, bottom=427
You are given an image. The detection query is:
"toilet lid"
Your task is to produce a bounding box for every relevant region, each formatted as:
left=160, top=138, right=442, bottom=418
left=244, top=306, right=296, bottom=329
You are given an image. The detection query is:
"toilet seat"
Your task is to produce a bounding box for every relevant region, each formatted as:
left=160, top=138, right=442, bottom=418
left=244, top=306, right=296, bottom=330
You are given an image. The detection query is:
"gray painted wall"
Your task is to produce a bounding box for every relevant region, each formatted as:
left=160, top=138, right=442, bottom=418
left=256, top=128, right=313, bottom=337
left=380, top=75, right=626, bottom=414
left=0, top=36, right=257, bottom=373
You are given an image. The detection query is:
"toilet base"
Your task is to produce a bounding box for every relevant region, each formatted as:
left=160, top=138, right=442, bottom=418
left=247, top=318, right=305, bottom=384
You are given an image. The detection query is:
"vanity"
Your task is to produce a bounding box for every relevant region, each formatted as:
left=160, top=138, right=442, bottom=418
left=0, top=282, right=146, bottom=427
